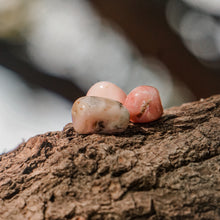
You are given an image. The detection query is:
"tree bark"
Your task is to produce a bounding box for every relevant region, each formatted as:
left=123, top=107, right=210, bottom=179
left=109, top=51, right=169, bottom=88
left=0, top=95, right=220, bottom=220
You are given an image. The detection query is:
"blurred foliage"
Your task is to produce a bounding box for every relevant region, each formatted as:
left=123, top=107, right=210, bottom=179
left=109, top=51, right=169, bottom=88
left=0, top=0, right=31, bottom=41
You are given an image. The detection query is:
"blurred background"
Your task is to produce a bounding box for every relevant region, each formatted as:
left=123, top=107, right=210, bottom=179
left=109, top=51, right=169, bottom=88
left=0, top=0, right=219, bottom=154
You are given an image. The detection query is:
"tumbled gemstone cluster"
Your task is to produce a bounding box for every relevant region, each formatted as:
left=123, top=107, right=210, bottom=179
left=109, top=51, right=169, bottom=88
left=72, top=81, right=163, bottom=134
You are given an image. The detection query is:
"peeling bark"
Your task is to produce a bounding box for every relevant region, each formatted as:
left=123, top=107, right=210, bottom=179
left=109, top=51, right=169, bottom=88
left=0, top=95, right=220, bottom=220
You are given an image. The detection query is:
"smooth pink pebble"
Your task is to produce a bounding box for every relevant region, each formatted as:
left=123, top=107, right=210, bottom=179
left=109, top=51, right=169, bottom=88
left=86, top=81, right=127, bottom=104
left=124, top=85, right=163, bottom=123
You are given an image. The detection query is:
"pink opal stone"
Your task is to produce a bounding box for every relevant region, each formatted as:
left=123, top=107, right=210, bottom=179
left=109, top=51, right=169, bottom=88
left=124, top=85, right=163, bottom=123
left=71, top=96, right=130, bottom=134
left=86, top=81, right=127, bottom=104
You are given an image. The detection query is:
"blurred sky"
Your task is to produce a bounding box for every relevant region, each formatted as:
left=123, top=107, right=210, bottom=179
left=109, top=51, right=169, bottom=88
left=0, top=0, right=219, bottom=153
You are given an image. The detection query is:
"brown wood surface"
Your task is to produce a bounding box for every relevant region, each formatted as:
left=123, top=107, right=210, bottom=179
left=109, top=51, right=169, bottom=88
left=0, top=95, right=220, bottom=219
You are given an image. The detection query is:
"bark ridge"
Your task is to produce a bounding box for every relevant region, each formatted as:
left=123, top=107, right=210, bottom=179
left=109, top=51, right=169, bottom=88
left=0, top=95, right=220, bottom=220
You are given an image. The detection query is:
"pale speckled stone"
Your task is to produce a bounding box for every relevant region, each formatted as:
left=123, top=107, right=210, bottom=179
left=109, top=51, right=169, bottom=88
left=71, top=96, right=130, bottom=134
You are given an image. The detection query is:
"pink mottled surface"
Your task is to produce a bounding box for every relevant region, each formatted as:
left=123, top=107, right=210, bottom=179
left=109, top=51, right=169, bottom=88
left=124, top=85, right=163, bottom=123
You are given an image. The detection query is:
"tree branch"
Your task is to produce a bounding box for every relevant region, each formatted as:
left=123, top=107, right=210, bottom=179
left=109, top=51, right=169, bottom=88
left=0, top=95, right=219, bottom=219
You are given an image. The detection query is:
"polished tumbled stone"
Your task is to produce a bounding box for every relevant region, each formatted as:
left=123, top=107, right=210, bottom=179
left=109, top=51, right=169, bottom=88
left=124, top=85, right=163, bottom=123
left=86, top=81, right=127, bottom=104
left=72, top=96, right=130, bottom=134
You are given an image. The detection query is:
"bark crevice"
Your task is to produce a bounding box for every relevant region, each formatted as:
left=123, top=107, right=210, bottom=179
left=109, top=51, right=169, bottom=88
left=0, top=95, right=220, bottom=220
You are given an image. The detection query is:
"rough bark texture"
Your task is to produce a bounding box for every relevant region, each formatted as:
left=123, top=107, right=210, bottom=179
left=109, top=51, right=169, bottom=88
left=0, top=95, right=220, bottom=220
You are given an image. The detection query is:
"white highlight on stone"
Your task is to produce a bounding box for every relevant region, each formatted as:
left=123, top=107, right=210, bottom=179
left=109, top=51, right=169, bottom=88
left=71, top=96, right=130, bottom=134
